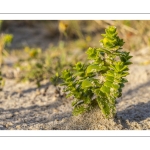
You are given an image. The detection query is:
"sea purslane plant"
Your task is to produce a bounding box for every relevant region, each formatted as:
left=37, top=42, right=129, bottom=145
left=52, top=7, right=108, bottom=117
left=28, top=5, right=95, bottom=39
left=61, top=26, right=132, bottom=118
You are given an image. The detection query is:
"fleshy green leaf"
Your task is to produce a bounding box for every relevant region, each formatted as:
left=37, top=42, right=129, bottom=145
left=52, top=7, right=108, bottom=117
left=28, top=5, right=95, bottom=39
left=112, top=84, right=120, bottom=90
left=86, top=64, right=101, bottom=74
left=72, top=106, right=88, bottom=116
left=106, top=76, right=114, bottom=82
left=96, top=97, right=110, bottom=117
left=100, top=85, right=110, bottom=94
left=104, top=81, right=113, bottom=87
left=82, top=78, right=95, bottom=88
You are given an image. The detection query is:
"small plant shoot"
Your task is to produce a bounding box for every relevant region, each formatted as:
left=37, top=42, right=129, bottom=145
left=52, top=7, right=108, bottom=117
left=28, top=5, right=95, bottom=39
left=61, top=26, right=132, bottom=118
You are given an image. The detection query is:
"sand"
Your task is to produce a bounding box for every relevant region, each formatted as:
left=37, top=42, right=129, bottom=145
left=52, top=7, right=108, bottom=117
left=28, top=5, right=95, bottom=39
left=0, top=48, right=150, bottom=130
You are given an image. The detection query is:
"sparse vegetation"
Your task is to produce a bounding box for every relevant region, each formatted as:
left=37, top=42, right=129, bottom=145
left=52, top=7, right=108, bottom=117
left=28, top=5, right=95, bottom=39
left=0, top=21, right=13, bottom=90
left=14, top=42, right=76, bottom=87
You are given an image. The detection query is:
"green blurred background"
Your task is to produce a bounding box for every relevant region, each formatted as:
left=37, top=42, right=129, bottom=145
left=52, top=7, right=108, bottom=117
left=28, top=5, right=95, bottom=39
left=1, top=20, right=150, bottom=51
left=1, top=20, right=150, bottom=86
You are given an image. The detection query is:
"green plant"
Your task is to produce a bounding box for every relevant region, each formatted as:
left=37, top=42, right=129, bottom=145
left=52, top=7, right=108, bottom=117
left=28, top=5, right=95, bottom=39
left=14, top=45, right=73, bottom=88
left=14, top=47, right=47, bottom=87
left=0, top=33, right=13, bottom=90
left=61, top=26, right=132, bottom=118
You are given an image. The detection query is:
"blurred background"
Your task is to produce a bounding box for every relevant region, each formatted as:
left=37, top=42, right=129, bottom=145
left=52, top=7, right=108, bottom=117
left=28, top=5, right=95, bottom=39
left=1, top=20, right=150, bottom=86
left=1, top=20, right=150, bottom=51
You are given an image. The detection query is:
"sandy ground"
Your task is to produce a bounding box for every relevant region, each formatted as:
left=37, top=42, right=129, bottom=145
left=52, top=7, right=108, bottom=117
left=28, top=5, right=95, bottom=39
left=0, top=48, right=150, bottom=130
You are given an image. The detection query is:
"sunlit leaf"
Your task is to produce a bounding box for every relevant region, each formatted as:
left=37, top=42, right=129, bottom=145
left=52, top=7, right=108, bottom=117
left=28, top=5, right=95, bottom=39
left=100, top=85, right=110, bottom=94
left=86, top=64, right=101, bottom=74
left=82, top=79, right=94, bottom=88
